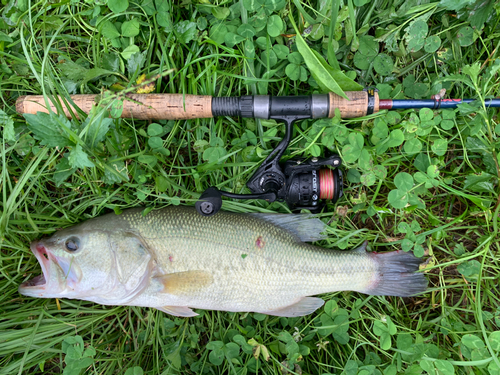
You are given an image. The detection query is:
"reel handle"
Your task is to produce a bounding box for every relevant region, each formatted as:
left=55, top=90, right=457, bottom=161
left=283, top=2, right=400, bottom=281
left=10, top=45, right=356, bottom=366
left=195, top=187, right=277, bottom=216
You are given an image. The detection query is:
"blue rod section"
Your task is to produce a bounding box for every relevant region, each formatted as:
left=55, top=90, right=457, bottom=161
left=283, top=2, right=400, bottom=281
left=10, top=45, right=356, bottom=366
left=390, top=99, right=500, bottom=110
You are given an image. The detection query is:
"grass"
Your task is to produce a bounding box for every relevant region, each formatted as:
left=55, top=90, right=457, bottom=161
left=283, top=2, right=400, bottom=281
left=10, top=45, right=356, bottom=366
left=1, top=0, right=500, bottom=374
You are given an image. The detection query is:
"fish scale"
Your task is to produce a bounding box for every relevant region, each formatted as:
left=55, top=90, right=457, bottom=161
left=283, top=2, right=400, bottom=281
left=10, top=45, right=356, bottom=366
left=19, top=206, right=428, bottom=317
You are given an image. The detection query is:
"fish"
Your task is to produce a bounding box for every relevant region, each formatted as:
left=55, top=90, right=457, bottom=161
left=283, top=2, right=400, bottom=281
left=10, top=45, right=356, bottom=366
left=18, top=206, right=427, bottom=317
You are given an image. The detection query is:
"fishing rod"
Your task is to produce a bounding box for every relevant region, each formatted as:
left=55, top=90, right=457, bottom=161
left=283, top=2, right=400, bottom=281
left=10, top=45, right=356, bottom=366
left=15, top=91, right=500, bottom=216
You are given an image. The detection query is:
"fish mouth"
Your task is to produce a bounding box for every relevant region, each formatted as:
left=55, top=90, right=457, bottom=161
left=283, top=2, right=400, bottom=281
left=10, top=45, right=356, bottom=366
left=21, top=274, right=46, bottom=287
left=19, top=242, right=50, bottom=294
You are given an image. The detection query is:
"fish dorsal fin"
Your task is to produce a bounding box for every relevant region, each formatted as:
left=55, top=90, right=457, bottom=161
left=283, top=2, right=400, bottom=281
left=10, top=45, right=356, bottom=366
left=352, top=241, right=368, bottom=254
left=155, top=270, right=213, bottom=295
left=156, top=305, right=198, bottom=317
left=249, top=213, right=327, bottom=242
left=262, top=297, right=325, bottom=317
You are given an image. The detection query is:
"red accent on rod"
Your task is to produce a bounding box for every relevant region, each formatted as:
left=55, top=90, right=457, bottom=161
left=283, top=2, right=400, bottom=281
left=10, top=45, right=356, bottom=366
left=379, top=99, right=393, bottom=110
left=319, top=169, right=334, bottom=200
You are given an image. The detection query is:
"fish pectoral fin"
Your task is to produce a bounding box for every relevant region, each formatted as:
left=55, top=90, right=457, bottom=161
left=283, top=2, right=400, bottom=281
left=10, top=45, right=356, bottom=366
left=156, top=305, right=199, bottom=317
left=262, top=297, right=325, bottom=317
left=155, top=270, right=213, bottom=295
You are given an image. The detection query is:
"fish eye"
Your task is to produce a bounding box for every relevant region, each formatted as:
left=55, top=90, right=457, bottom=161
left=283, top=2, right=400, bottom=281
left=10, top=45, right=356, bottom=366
left=65, top=237, right=80, bottom=252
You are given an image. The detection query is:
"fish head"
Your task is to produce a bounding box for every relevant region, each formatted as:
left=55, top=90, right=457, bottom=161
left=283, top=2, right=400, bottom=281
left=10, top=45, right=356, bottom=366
left=19, top=226, right=118, bottom=299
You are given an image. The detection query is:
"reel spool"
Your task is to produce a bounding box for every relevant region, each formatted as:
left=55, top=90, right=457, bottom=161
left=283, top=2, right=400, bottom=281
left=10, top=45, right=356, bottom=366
left=284, top=160, right=343, bottom=210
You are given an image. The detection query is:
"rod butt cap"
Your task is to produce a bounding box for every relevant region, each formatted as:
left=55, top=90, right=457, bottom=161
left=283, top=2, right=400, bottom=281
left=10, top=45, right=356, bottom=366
left=16, top=96, right=26, bottom=115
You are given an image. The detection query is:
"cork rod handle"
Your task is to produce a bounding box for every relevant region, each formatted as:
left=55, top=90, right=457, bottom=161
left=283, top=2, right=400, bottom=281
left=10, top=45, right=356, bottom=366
left=15, top=94, right=213, bottom=120
left=16, top=92, right=380, bottom=119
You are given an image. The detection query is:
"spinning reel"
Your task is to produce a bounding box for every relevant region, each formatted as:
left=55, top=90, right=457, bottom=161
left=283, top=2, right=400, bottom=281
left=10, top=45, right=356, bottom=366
left=195, top=95, right=345, bottom=216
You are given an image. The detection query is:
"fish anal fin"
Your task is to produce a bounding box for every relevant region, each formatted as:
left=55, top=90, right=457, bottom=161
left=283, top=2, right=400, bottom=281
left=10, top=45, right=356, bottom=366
left=155, top=270, right=213, bottom=295
left=156, top=305, right=198, bottom=317
left=263, top=297, right=325, bottom=317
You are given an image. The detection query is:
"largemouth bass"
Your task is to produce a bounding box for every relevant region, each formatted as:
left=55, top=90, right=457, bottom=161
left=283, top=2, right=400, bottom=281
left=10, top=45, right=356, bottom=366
left=19, top=206, right=427, bottom=317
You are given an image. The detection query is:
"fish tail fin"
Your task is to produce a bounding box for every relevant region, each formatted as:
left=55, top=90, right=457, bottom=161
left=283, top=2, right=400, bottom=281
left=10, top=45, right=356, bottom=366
left=365, top=251, right=428, bottom=297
